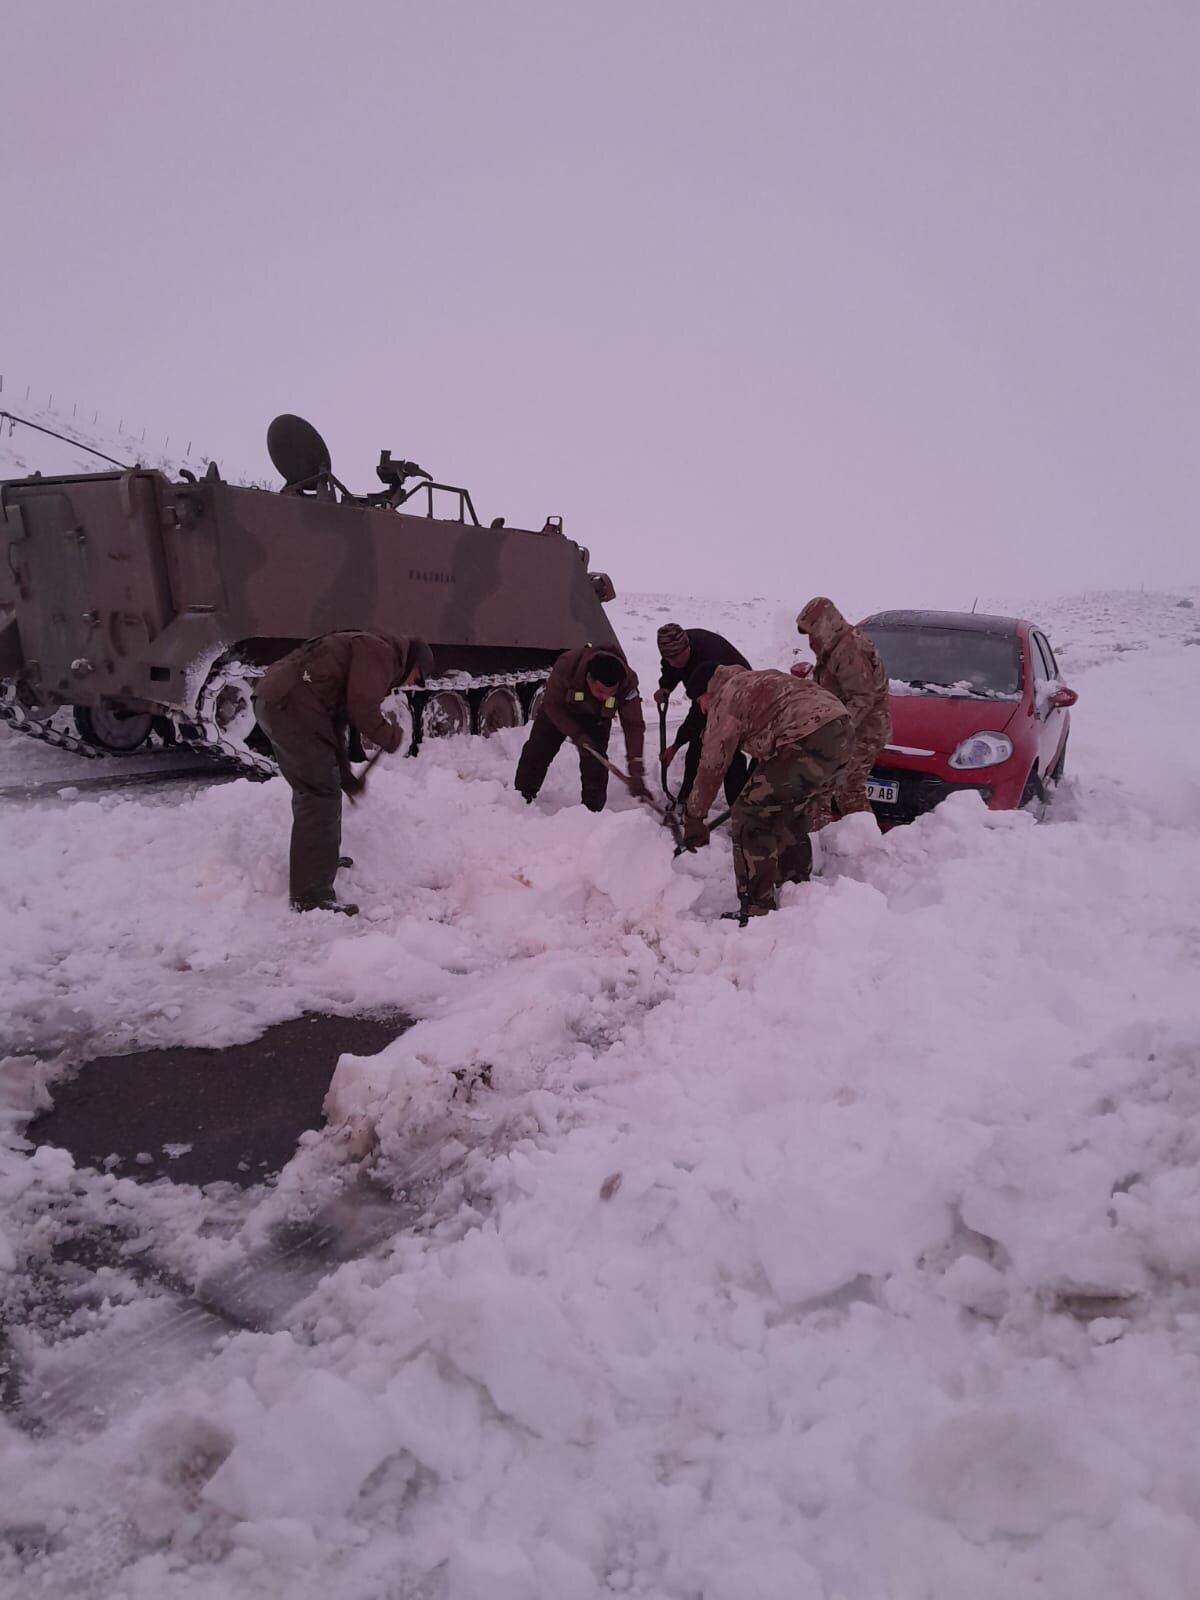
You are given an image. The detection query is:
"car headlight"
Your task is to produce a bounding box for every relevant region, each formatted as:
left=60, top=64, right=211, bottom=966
left=949, top=732, right=1013, bottom=770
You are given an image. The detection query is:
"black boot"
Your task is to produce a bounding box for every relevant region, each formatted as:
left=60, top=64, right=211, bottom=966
left=721, top=904, right=771, bottom=927
left=291, top=896, right=359, bottom=916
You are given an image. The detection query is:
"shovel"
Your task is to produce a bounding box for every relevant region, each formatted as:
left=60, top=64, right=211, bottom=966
left=657, top=700, right=678, bottom=811
left=576, top=739, right=686, bottom=848
left=341, top=744, right=387, bottom=805
left=673, top=805, right=734, bottom=857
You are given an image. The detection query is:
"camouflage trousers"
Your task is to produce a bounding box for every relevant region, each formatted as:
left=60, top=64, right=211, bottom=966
left=731, top=717, right=850, bottom=915
left=806, top=708, right=890, bottom=832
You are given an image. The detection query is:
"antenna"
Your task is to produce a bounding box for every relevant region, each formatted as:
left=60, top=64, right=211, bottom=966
left=267, top=413, right=332, bottom=486
left=971, top=596, right=979, bottom=613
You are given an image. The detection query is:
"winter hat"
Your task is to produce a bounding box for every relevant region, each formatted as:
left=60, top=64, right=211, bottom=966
left=657, top=622, right=689, bottom=658
left=408, top=638, right=436, bottom=685
left=389, top=635, right=434, bottom=686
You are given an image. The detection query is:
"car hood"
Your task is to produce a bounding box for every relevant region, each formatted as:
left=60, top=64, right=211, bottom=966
left=886, top=689, right=1022, bottom=756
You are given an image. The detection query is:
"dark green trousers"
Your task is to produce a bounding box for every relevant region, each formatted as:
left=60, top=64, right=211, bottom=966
left=515, top=714, right=613, bottom=811
left=254, top=691, right=343, bottom=906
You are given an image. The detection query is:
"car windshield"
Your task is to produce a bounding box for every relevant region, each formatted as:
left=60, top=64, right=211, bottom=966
left=863, top=625, right=1021, bottom=700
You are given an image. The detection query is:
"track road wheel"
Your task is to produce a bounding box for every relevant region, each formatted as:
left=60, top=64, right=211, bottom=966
left=420, top=690, right=471, bottom=741
left=524, top=683, right=546, bottom=723
left=74, top=705, right=153, bottom=753
left=476, top=686, right=522, bottom=737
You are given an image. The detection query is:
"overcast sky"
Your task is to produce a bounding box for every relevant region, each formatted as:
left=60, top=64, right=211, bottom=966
left=2, top=1, right=1196, bottom=612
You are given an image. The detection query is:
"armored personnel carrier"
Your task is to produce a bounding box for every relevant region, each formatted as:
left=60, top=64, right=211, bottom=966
left=0, top=414, right=620, bottom=774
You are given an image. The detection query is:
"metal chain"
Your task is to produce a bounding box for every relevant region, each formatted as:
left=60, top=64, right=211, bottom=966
left=1, top=664, right=551, bottom=783
left=0, top=684, right=104, bottom=759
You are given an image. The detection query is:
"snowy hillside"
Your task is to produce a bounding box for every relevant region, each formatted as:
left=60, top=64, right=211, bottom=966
left=0, top=395, right=250, bottom=485
left=2, top=583, right=1200, bottom=1598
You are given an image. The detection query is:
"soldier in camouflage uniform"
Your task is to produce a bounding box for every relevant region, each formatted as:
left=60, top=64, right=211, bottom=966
left=683, top=663, right=851, bottom=922
left=795, top=597, right=891, bottom=830
left=254, top=630, right=433, bottom=914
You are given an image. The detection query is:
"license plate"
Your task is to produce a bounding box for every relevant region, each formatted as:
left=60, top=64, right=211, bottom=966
left=867, top=777, right=899, bottom=804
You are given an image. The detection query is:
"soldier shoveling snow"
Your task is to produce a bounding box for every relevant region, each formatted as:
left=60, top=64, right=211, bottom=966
left=253, top=631, right=434, bottom=914
left=683, top=663, right=851, bottom=924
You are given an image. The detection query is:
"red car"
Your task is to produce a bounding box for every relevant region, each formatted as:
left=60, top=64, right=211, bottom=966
left=801, top=610, right=1077, bottom=825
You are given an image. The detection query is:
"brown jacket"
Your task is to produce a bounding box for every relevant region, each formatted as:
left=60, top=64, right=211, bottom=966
left=688, top=665, right=847, bottom=818
left=255, top=631, right=413, bottom=753
left=541, top=645, right=645, bottom=762
left=798, top=598, right=890, bottom=736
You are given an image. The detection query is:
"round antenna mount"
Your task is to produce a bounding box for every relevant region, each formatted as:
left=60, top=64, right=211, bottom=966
left=267, top=414, right=332, bottom=486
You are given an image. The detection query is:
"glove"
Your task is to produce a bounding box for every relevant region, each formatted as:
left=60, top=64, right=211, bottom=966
left=653, top=687, right=671, bottom=707
left=627, top=758, right=649, bottom=800
left=683, top=814, right=710, bottom=850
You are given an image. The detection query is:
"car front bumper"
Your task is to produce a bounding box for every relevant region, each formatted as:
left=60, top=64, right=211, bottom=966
left=868, top=756, right=1027, bottom=825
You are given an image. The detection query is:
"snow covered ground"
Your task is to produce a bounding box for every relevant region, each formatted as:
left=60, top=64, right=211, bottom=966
left=3, top=582, right=1200, bottom=1598
left=0, top=395, right=250, bottom=485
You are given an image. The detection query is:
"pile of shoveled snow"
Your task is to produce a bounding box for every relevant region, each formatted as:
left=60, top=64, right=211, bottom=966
left=2, top=586, right=1200, bottom=1599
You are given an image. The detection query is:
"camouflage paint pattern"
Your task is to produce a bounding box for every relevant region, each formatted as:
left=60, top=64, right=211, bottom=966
left=687, top=664, right=848, bottom=820
left=730, top=720, right=851, bottom=913
left=0, top=466, right=620, bottom=716
left=805, top=703, right=891, bottom=829
left=796, top=597, right=891, bottom=830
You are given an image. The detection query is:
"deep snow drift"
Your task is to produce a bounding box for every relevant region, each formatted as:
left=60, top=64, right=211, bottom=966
left=2, top=584, right=1200, bottom=1599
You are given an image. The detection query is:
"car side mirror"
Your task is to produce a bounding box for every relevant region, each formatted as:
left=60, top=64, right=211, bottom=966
left=1048, top=685, right=1077, bottom=709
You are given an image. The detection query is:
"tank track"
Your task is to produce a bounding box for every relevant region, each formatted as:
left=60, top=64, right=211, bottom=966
left=1, top=662, right=550, bottom=783
left=0, top=678, right=262, bottom=776
left=0, top=682, right=116, bottom=760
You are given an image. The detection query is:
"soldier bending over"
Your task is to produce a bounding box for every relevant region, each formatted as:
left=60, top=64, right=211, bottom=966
left=683, top=663, right=851, bottom=923
left=795, top=597, right=890, bottom=830
left=654, top=621, right=751, bottom=807
left=254, top=630, right=433, bottom=914
left=515, top=646, right=647, bottom=811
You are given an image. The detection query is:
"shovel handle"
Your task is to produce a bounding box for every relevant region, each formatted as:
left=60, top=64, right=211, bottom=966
left=657, top=698, right=677, bottom=806
left=343, top=743, right=386, bottom=805
left=576, top=738, right=685, bottom=846
left=673, top=805, right=733, bottom=856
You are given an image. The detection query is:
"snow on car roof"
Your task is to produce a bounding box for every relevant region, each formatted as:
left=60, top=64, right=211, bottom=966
left=863, top=609, right=1021, bottom=635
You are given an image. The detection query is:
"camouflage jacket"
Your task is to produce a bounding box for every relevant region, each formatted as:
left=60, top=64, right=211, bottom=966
left=802, top=599, right=891, bottom=735
left=687, top=666, right=847, bottom=818
left=541, top=644, right=645, bottom=762
left=255, top=630, right=412, bottom=752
